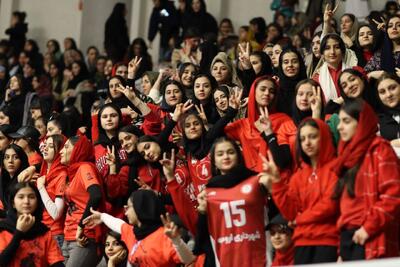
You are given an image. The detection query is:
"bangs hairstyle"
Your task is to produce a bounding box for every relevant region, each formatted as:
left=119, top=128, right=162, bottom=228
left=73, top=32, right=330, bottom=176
left=210, top=136, right=244, bottom=176
left=320, top=33, right=346, bottom=55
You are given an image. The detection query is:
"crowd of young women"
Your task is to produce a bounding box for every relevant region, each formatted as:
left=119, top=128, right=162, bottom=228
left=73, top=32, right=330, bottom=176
left=0, top=1, right=400, bottom=267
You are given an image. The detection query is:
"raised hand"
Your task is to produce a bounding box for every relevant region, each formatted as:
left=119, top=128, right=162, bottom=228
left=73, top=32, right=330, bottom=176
left=128, top=56, right=142, bottom=78
left=254, top=106, right=273, bottom=135
left=195, top=104, right=208, bottom=127
left=82, top=207, right=103, bottom=228
left=159, top=149, right=176, bottom=182
left=238, top=42, right=251, bottom=70
left=16, top=214, right=35, bottom=232
left=260, top=151, right=281, bottom=183
left=229, top=90, right=243, bottom=110
left=105, top=146, right=116, bottom=165
left=117, top=84, right=137, bottom=102
left=372, top=17, right=386, bottom=31
left=173, top=100, right=193, bottom=122
left=161, top=212, right=180, bottom=239
left=310, top=86, right=322, bottom=119
left=323, top=3, right=338, bottom=23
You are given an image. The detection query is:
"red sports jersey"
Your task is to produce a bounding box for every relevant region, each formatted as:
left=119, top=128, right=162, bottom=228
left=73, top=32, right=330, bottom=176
left=206, top=176, right=268, bottom=267
left=187, top=153, right=211, bottom=195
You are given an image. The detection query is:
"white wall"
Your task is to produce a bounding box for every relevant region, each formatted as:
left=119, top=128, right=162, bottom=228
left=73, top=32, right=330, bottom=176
left=6, top=0, right=82, bottom=52
left=0, top=0, right=390, bottom=61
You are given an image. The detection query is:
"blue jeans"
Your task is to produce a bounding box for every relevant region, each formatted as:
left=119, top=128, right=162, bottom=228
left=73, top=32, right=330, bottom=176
left=54, top=234, right=64, bottom=250
left=62, top=239, right=101, bottom=267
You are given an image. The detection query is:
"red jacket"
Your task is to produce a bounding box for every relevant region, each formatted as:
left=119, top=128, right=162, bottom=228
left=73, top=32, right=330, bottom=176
left=272, top=119, right=339, bottom=247
left=272, top=244, right=294, bottom=266
left=225, top=76, right=296, bottom=173
left=338, top=137, right=400, bottom=259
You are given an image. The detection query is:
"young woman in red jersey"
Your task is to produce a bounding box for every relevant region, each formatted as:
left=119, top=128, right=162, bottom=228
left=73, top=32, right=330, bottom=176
left=83, top=190, right=196, bottom=266
left=0, top=182, right=64, bottom=267
left=36, top=134, right=67, bottom=249
left=196, top=136, right=270, bottom=267
left=333, top=99, right=400, bottom=260
left=260, top=118, right=339, bottom=264
left=162, top=91, right=241, bottom=235
left=60, top=134, right=104, bottom=267
left=224, top=75, right=296, bottom=173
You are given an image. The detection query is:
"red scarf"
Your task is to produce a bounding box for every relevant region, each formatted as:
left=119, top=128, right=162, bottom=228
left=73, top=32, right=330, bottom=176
left=333, top=102, right=378, bottom=174
left=247, top=75, right=280, bottom=129
left=40, top=135, right=67, bottom=183
left=67, top=135, right=96, bottom=180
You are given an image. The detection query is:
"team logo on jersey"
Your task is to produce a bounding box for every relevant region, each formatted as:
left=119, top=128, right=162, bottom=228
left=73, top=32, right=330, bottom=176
left=241, top=184, right=252, bottom=194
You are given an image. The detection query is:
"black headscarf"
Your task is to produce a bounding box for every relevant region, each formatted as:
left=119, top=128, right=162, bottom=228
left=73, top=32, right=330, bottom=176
left=181, top=113, right=210, bottom=159
left=277, top=47, right=307, bottom=116
left=0, top=183, right=48, bottom=239
left=131, top=190, right=165, bottom=240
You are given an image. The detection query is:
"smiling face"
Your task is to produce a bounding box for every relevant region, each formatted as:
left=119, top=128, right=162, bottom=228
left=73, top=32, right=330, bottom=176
left=100, top=106, right=119, bottom=132
left=282, top=52, right=300, bottom=78
left=296, top=83, right=313, bottom=111
left=165, top=84, right=183, bottom=107
left=181, top=65, right=195, bottom=87
left=340, top=72, right=364, bottom=98
left=184, top=115, right=203, bottom=140
left=377, top=78, right=400, bottom=108
left=194, top=77, right=212, bottom=101
left=270, top=225, right=292, bottom=251
left=13, top=186, right=38, bottom=216
left=213, top=141, right=238, bottom=174
left=4, top=147, right=21, bottom=177
left=137, top=141, right=161, bottom=162
left=337, top=110, right=358, bottom=142
left=213, top=90, right=229, bottom=112
left=255, top=79, right=276, bottom=107
left=211, top=61, right=230, bottom=84
left=118, top=132, right=138, bottom=154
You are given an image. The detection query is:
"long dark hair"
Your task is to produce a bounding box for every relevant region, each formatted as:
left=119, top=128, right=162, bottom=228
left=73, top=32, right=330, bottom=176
left=338, top=68, right=377, bottom=110
left=332, top=100, right=363, bottom=199
left=210, top=136, right=244, bottom=176
left=295, top=119, right=319, bottom=166
left=0, top=144, right=29, bottom=210
left=104, top=231, right=128, bottom=266
left=320, top=33, right=346, bottom=56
